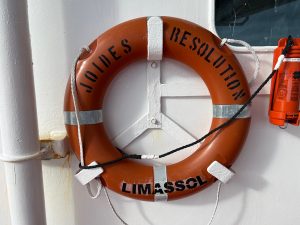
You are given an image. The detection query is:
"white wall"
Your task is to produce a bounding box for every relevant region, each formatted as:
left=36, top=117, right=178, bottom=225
left=1, top=0, right=300, bottom=225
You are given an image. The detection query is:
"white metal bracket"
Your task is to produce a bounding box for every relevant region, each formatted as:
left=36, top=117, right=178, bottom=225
left=112, top=16, right=202, bottom=151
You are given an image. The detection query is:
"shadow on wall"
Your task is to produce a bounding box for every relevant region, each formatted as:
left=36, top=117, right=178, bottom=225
left=62, top=0, right=119, bottom=68
left=285, top=123, right=300, bottom=139
left=219, top=96, right=276, bottom=225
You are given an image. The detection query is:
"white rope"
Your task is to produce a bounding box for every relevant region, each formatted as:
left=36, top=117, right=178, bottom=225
left=220, top=38, right=260, bottom=86
left=100, top=179, right=222, bottom=225
left=84, top=178, right=128, bottom=224
left=86, top=178, right=103, bottom=199
left=104, top=187, right=129, bottom=225
left=0, top=148, right=49, bottom=163
left=207, top=181, right=222, bottom=225
left=70, top=47, right=91, bottom=166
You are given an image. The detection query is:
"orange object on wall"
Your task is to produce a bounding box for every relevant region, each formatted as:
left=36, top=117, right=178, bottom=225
left=269, top=38, right=300, bottom=126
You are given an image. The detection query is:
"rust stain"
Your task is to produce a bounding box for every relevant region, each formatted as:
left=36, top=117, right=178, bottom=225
left=39, top=139, right=70, bottom=160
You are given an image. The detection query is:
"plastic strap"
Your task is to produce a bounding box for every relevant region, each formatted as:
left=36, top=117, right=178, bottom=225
left=207, top=161, right=235, bottom=183
left=86, top=179, right=103, bottom=199
left=147, top=16, right=163, bottom=60
left=75, top=161, right=103, bottom=185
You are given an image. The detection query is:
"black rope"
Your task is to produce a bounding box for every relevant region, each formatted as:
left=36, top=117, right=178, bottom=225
left=79, top=35, right=293, bottom=170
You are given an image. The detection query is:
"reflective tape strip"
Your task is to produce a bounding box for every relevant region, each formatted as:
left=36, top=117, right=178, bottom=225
left=64, top=110, right=103, bottom=125
left=283, top=58, right=300, bottom=62
left=213, top=105, right=250, bottom=118
left=153, top=165, right=168, bottom=201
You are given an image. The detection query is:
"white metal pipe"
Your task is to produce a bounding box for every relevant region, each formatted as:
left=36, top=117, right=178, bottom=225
left=0, top=1, right=47, bottom=225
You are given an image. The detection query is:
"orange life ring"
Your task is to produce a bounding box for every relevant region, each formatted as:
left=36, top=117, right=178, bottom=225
left=64, top=16, right=251, bottom=201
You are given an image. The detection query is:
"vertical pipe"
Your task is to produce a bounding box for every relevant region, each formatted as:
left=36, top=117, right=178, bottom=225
left=0, top=1, right=47, bottom=225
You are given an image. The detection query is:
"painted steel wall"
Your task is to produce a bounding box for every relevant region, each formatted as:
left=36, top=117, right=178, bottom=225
left=1, top=0, right=300, bottom=224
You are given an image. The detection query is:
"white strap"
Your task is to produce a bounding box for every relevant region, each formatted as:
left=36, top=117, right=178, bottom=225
left=207, top=161, right=235, bottom=184
left=147, top=16, right=163, bottom=61
left=75, top=161, right=104, bottom=199
left=0, top=148, right=48, bottom=163
left=75, top=161, right=104, bottom=185
left=86, top=179, right=103, bottom=199
left=220, top=38, right=260, bottom=86
left=147, top=16, right=163, bottom=130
